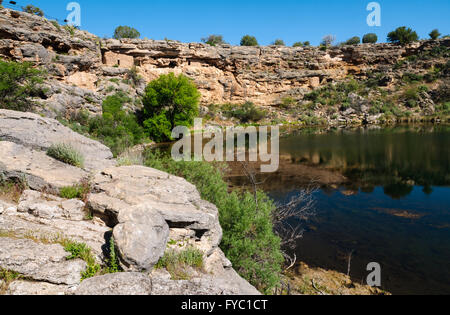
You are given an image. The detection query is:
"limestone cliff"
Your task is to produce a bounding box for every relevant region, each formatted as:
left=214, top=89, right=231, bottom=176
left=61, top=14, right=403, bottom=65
left=1, top=8, right=448, bottom=124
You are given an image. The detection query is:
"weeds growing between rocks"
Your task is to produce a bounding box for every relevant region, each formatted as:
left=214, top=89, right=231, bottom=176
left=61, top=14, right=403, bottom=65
left=47, top=143, right=85, bottom=168
left=155, top=247, right=204, bottom=280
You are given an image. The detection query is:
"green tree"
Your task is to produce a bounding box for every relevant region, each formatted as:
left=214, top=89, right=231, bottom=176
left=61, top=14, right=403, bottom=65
left=22, top=5, right=44, bottom=16
left=387, top=26, right=419, bottom=45
left=362, top=33, right=378, bottom=44
left=345, top=36, right=361, bottom=45
left=113, top=26, right=140, bottom=39
left=429, top=29, right=441, bottom=40
left=272, top=39, right=285, bottom=46
left=240, top=35, right=258, bottom=46
left=201, top=35, right=226, bottom=46
left=0, top=59, right=44, bottom=112
left=142, top=73, right=200, bottom=142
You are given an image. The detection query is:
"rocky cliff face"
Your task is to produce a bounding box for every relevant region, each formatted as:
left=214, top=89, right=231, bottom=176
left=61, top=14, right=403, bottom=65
left=1, top=7, right=448, bottom=120
left=0, top=109, right=259, bottom=295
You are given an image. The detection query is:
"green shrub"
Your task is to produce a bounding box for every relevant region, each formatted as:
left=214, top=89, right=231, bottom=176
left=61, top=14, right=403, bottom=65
left=293, top=41, right=310, bottom=47
left=0, top=59, right=45, bottom=112
left=113, top=26, right=140, bottom=39
left=272, top=39, right=285, bottom=46
left=345, top=36, right=361, bottom=45
left=362, top=33, right=378, bottom=44
left=144, top=150, right=283, bottom=293
left=142, top=73, right=200, bottom=142
left=402, top=72, right=423, bottom=83
left=47, top=144, right=84, bottom=168
left=22, top=5, right=44, bottom=16
left=387, top=26, right=419, bottom=45
left=429, top=29, right=441, bottom=40
left=142, top=113, right=173, bottom=143
left=201, top=35, right=226, bottom=46
left=224, top=102, right=266, bottom=123
left=240, top=35, right=258, bottom=46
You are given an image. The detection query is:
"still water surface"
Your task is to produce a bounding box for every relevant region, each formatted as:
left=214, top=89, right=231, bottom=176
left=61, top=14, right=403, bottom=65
left=229, top=125, right=450, bottom=295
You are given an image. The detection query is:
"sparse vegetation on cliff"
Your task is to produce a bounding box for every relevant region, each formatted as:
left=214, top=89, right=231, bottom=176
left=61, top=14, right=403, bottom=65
left=0, top=59, right=45, bottom=112
left=22, top=4, right=43, bottom=17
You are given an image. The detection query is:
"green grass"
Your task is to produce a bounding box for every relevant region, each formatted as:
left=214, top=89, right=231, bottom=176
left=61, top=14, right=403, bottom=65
left=47, top=143, right=84, bottom=168
left=61, top=240, right=101, bottom=280
left=155, top=247, right=204, bottom=280
left=59, top=184, right=89, bottom=199
left=0, top=269, right=21, bottom=294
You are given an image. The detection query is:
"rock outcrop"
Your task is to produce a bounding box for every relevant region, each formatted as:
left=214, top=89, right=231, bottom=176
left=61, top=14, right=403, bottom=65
left=0, top=108, right=259, bottom=295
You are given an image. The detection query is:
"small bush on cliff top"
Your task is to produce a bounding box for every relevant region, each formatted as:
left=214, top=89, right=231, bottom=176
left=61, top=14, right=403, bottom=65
left=145, top=150, right=283, bottom=293
left=0, top=59, right=45, bottom=112
left=47, top=143, right=85, bottom=168
left=22, top=5, right=44, bottom=17
left=387, top=26, right=419, bottom=45
left=363, top=33, right=378, bottom=44
left=113, top=26, right=140, bottom=39
left=201, top=35, right=227, bottom=46
left=429, top=29, right=441, bottom=40
left=240, top=35, right=258, bottom=47
left=345, top=36, right=361, bottom=45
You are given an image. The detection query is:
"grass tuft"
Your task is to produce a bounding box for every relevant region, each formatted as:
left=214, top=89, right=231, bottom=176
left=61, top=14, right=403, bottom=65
left=47, top=143, right=84, bottom=168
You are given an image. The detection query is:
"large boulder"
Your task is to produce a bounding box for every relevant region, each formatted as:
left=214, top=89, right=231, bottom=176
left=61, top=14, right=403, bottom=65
left=113, top=204, right=170, bottom=271
left=0, top=109, right=115, bottom=172
left=18, top=190, right=86, bottom=221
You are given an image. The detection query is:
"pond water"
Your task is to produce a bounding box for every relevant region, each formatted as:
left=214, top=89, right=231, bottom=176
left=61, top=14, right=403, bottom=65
left=228, top=125, right=450, bottom=295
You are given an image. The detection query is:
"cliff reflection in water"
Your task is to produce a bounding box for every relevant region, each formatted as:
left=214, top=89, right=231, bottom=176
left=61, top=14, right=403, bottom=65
left=229, top=125, right=450, bottom=199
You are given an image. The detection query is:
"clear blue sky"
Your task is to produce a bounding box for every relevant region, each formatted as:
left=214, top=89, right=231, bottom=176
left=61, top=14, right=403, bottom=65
left=5, top=0, right=450, bottom=45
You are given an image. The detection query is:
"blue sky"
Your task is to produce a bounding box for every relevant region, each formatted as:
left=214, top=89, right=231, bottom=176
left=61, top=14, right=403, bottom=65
left=5, top=0, right=450, bottom=45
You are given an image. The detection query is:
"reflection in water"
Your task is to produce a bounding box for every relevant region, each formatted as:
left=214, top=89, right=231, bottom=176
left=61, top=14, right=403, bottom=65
left=227, top=124, right=450, bottom=295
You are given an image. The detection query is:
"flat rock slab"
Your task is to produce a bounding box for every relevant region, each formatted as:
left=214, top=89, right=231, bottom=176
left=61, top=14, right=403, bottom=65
left=75, top=272, right=152, bottom=295
left=18, top=190, right=86, bottom=221
left=6, top=280, right=69, bottom=295
left=0, top=109, right=115, bottom=172
left=0, top=238, right=86, bottom=285
left=151, top=272, right=261, bottom=295
left=113, top=204, right=169, bottom=271
left=0, top=212, right=110, bottom=261
left=0, top=141, right=88, bottom=193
